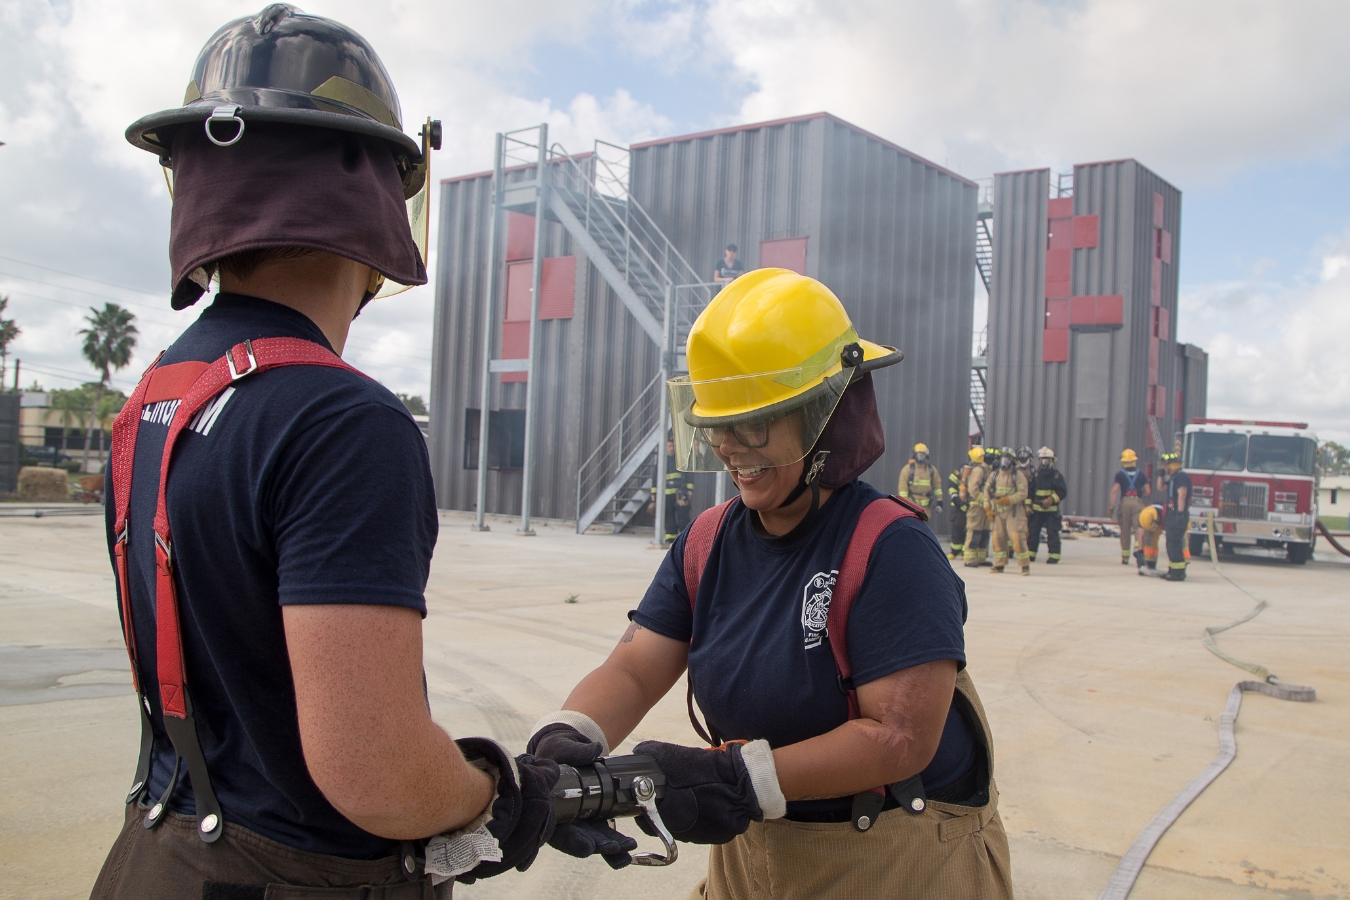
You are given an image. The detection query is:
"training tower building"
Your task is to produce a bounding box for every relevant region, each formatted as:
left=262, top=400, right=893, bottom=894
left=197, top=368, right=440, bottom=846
left=427, top=113, right=978, bottom=535
left=983, top=160, right=1208, bottom=518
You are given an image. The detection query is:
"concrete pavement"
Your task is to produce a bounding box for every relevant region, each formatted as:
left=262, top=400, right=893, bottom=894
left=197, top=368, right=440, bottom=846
left=1, top=511, right=1346, bottom=899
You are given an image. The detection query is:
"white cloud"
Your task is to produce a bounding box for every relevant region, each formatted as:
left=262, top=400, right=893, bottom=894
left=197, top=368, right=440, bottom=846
left=1179, top=235, right=1350, bottom=444
left=700, top=0, right=1350, bottom=183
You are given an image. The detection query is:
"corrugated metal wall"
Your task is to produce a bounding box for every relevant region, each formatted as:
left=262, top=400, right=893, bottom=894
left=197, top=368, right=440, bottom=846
left=633, top=115, right=976, bottom=528
left=432, top=114, right=977, bottom=528
left=986, top=160, right=1183, bottom=517
left=1179, top=343, right=1209, bottom=425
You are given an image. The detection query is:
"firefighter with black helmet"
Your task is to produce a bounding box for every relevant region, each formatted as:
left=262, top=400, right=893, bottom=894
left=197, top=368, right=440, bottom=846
left=93, top=8, right=566, bottom=896
left=1026, top=446, right=1068, bottom=564
left=1159, top=452, right=1192, bottom=581
left=897, top=442, right=942, bottom=513
left=985, top=447, right=1031, bottom=575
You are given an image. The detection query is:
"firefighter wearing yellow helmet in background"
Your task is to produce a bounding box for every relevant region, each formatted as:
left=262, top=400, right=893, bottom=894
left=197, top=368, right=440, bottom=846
left=1107, top=449, right=1151, bottom=565
left=1135, top=503, right=1165, bottom=575
left=897, top=442, right=942, bottom=513
left=961, top=447, right=993, bottom=566
left=1026, top=446, right=1067, bottom=564
left=946, top=451, right=976, bottom=560
left=985, top=447, right=1031, bottom=575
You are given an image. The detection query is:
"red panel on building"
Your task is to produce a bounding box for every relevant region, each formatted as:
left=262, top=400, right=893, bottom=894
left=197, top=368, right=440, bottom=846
left=1048, top=218, right=1073, bottom=250
left=500, top=321, right=530, bottom=383
left=1072, top=215, right=1099, bottom=249
left=1151, top=257, right=1162, bottom=306
left=504, top=261, right=532, bottom=322
left=1048, top=198, right=1074, bottom=218
left=1043, top=328, right=1069, bottom=363
left=1154, top=306, right=1169, bottom=340
left=1070, top=295, right=1096, bottom=325
left=506, top=212, right=535, bottom=261
left=538, top=256, right=576, bottom=320
left=1160, top=229, right=1172, bottom=264
left=1148, top=337, right=1160, bottom=383
left=1145, top=426, right=1157, bottom=449
left=1096, top=294, right=1123, bottom=325
left=760, top=237, right=808, bottom=274
left=1153, top=192, right=1164, bottom=228
left=1044, top=298, right=1069, bottom=330
left=1045, top=278, right=1071, bottom=299
left=1045, top=248, right=1071, bottom=282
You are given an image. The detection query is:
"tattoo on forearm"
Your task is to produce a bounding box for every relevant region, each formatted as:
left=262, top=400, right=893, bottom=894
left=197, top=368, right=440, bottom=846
left=620, top=622, right=644, bottom=643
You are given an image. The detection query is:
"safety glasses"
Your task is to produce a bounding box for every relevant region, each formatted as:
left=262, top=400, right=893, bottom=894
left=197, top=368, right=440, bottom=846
left=696, top=417, right=780, bottom=449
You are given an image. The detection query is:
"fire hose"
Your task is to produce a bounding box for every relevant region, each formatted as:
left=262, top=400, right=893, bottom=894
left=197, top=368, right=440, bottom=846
left=1098, top=512, right=1317, bottom=900
left=1315, top=519, right=1350, bottom=558
left=552, top=753, right=677, bottom=866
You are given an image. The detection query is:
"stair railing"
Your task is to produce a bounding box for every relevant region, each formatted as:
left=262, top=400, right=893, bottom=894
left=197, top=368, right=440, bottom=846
left=576, top=371, right=664, bottom=528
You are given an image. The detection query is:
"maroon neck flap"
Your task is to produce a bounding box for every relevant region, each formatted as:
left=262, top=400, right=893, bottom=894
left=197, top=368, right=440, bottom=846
left=813, top=372, right=885, bottom=489
left=167, top=123, right=425, bottom=309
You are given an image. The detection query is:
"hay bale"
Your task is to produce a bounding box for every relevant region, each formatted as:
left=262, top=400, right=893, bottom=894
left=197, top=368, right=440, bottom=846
left=18, top=467, right=70, bottom=502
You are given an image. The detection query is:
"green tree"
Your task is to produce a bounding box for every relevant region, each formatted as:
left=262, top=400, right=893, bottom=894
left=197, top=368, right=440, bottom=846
left=397, top=393, right=428, bottom=416
left=1321, top=441, right=1350, bottom=474
left=0, top=295, right=19, bottom=391
left=78, top=303, right=138, bottom=471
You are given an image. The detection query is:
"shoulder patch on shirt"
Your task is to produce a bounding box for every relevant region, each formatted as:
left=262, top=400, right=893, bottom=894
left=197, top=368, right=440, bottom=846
left=801, top=570, right=837, bottom=649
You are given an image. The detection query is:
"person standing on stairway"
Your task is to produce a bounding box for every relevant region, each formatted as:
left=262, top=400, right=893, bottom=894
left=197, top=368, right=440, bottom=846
left=713, top=244, right=745, bottom=284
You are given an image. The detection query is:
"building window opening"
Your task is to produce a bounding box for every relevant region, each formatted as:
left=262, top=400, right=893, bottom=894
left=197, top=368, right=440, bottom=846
left=462, top=408, right=526, bottom=471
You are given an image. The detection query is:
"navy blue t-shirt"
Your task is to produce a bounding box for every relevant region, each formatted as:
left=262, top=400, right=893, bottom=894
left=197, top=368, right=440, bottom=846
left=632, top=479, right=979, bottom=820
left=105, top=294, right=438, bottom=859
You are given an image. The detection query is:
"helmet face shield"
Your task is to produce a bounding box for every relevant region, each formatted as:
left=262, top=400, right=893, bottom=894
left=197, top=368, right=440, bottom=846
left=668, top=368, right=851, bottom=473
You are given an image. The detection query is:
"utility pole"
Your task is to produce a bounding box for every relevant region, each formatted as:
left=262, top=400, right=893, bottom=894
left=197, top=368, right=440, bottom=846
left=518, top=123, right=548, bottom=536
left=472, top=134, right=505, bottom=531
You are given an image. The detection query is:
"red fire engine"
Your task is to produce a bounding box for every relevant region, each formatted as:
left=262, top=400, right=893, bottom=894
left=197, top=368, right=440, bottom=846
left=1182, top=419, right=1319, bottom=564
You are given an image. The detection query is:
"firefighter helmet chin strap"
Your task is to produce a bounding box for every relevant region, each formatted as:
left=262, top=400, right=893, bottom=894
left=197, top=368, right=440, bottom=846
left=774, top=450, right=832, bottom=535
left=354, top=270, right=386, bottom=318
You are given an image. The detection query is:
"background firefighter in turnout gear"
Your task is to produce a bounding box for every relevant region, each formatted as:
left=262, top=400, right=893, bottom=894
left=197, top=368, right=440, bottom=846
left=986, top=447, right=1031, bottom=575
left=1160, top=452, right=1192, bottom=581
left=1108, top=448, right=1152, bottom=565
left=962, top=446, right=993, bottom=566
left=650, top=435, right=695, bottom=542
left=1136, top=503, right=1165, bottom=574
left=897, top=442, right=942, bottom=513
left=1026, top=446, right=1068, bottom=564
left=947, top=452, right=975, bottom=560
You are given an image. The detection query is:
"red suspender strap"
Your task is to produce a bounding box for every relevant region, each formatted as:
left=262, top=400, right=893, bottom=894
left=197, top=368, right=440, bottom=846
left=152, top=338, right=361, bottom=717
left=681, top=498, right=736, bottom=745
left=826, top=496, right=922, bottom=720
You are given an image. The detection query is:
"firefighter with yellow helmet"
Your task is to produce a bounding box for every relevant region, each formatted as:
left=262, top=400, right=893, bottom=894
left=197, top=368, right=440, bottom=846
left=526, top=269, right=1013, bottom=898
left=1135, top=503, right=1165, bottom=574
left=961, top=447, right=993, bottom=566
left=1107, top=449, right=1151, bottom=564
left=898, top=442, right=942, bottom=513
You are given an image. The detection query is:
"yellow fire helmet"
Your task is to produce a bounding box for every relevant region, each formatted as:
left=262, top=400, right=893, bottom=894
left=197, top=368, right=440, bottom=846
left=1139, top=505, right=1162, bottom=530
left=913, top=442, right=930, bottom=455
left=1120, top=448, right=1139, bottom=464
left=968, top=446, right=985, bottom=462
left=668, top=268, right=903, bottom=472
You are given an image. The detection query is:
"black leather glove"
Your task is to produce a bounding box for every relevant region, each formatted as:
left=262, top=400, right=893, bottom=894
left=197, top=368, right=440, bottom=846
left=632, top=739, right=769, bottom=845
left=527, top=723, right=639, bottom=869
left=453, top=737, right=559, bottom=883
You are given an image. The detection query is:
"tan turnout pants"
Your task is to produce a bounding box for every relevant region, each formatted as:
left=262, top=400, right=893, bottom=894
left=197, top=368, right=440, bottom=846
left=688, top=671, right=1014, bottom=900
left=990, top=509, right=1029, bottom=570
left=1117, top=496, right=1145, bottom=559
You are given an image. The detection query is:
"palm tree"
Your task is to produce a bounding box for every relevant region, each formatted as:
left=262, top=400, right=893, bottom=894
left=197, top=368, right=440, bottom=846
left=79, top=303, right=138, bottom=471
left=0, top=295, right=19, bottom=391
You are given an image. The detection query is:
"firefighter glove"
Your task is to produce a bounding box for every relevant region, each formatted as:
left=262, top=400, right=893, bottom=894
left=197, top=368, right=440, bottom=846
left=527, top=716, right=639, bottom=869
left=449, top=737, right=559, bottom=883
left=632, top=738, right=785, bottom=845
left=995, top=496, right=1013, bottom=507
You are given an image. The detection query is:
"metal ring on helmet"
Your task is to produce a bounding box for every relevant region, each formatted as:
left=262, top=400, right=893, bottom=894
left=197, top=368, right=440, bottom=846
left=667, top=269, right=903, bottom=473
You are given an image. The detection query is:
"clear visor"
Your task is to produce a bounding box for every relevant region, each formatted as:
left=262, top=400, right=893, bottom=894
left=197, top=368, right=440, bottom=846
left=374, top=119, right=433, bottom=299
left=667, top=368, right=851, bottom=473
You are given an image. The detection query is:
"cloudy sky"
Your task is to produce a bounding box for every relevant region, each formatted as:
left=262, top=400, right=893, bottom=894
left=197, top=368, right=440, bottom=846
left=2, top=0, right=1348, bottom=442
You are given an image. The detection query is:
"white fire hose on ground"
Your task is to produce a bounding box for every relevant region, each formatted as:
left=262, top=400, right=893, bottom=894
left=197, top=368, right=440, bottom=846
left=1098, top=512, right=1317, bottom=900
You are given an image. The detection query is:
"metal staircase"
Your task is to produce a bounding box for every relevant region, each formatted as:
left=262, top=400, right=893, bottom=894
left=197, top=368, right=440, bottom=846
left=971, top=326, right=987, bottom=440
left=508, top=139, right=709, bottom=534
left=972, top=179, right=992, bottom=441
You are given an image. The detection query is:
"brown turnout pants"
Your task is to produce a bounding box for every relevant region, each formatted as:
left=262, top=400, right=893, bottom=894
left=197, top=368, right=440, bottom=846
left=1117, top=496, right=1145, bottom=558
left=688, top=671, right=1014, bottom=900
left=90, top=804, right=433, bottom=899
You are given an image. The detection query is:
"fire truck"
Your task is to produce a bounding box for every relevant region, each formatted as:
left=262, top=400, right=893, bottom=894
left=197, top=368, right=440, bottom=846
left=1181, top=419, right=1319, bottom=564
